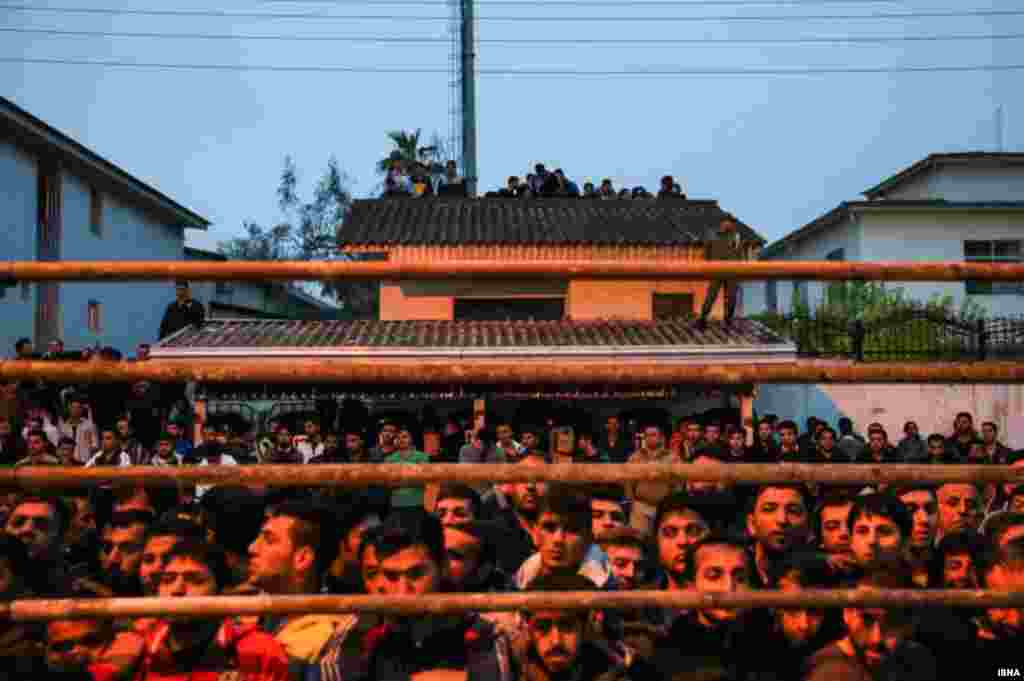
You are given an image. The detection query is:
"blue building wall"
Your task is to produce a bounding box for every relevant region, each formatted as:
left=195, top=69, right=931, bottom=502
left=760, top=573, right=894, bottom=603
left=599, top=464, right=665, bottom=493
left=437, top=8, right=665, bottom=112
left=0, top=140, right=39, bottom=356
left=60, top=171, right=185, bottom=354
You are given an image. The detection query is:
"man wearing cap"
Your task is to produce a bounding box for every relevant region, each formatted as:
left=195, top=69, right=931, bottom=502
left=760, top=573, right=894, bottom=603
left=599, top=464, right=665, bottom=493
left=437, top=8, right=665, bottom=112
left=158, top=281, right=205, bottom=340
left=698, top=215, right=748, bottom=329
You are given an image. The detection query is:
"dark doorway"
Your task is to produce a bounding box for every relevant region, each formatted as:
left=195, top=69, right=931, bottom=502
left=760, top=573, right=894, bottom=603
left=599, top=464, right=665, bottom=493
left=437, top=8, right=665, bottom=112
left=454, top=298, right=565, bottom=322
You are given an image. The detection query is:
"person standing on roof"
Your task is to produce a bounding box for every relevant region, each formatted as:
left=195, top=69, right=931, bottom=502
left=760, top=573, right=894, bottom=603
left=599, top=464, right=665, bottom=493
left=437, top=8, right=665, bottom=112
left=698, top=214, right=748, bottom=329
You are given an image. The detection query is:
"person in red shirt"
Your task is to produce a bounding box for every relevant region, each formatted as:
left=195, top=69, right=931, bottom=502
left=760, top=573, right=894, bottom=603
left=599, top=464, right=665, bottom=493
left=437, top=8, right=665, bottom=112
left=128, top=539, right=290, bottom=681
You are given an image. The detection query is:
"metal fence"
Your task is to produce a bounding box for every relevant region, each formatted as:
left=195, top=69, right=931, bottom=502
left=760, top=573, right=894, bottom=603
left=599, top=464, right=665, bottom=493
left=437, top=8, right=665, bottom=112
left=756, top=310, right=1024, bottom=362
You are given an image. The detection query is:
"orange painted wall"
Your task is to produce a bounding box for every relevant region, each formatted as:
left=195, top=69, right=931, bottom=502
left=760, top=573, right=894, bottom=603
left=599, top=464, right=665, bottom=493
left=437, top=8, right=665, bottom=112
left=371, top=245, right=725, bottom=321
left=380, top=282, right=454, bottom=321
left=567, top=280, right=714, bottom=320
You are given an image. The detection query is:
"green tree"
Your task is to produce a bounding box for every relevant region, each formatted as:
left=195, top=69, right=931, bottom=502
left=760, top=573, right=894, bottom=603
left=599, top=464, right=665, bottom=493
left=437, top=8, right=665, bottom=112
left=219, top=156, right=379, bottom=318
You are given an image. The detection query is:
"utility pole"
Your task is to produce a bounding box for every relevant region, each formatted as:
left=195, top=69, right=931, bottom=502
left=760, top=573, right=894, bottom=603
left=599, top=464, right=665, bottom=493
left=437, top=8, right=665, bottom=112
left=460, top=0, right=478, bottom=197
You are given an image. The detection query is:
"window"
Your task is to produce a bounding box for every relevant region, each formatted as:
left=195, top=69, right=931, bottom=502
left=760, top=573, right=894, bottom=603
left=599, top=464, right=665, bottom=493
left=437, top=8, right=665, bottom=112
left=826, top=248, right=845, bottom=261
left=964, top=240, right=1023, bottom=295
left=89, top=186, right=103, bottom=237
left=653, top=293, right=695, bottom=319
left=454, top=298, right=564, bottom=321
left=215, top=281, right=233, bottom=296
left=87, top=301, right=102, bottom=333
left=766, top=281, right=778, bottom=313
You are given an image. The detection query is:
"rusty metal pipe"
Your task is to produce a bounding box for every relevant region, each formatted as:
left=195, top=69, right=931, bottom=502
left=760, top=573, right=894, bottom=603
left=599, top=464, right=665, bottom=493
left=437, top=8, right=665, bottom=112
left=1, top=260, right=1023, bottom=282
left=3, top=359, right=1024, bottom=385
left=5, top=589, right=1023, bottom=622
left=7, top=463, right=1024, bottom=490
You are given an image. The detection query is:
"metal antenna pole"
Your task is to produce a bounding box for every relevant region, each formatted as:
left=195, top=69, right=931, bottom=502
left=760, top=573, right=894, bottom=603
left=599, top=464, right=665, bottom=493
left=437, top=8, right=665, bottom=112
left=460, top=0, right=478, bottom=196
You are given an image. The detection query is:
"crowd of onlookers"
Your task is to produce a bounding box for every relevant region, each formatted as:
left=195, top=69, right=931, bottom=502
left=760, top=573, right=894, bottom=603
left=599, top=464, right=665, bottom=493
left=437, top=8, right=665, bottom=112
left=381, top=157, right=688, bottom=201
left=0, top=351, right=1022, bottom=681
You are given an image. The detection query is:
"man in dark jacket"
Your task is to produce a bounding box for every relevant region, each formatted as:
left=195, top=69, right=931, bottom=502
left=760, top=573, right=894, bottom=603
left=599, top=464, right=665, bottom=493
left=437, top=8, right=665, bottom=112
left=698, top=215, right=747, bottom=328
left=158, top=281, right=205, bottom=340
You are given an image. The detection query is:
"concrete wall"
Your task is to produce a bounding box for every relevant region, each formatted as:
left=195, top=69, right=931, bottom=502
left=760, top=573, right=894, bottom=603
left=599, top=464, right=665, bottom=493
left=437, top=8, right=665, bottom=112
left=380, top=282, right=454, bottom=320
left=567, top=280, right=710, bottom=320
left=754, top=383, right=1024, bottom=448
left=883, top=164, right=1024, bottom=202
left=60, top=172, right=184, bottom=353
left=0, top=140, right=38, bottom=356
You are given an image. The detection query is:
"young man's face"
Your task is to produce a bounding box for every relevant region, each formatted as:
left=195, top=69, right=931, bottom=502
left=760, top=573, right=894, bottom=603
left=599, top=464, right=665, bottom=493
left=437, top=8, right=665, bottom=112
left=536, top=512, right=589, bottom=574
left=896, top=490, right=937, bottom=549
left=443, top=526, right=483, bottom=590
left=818, top=431, right=836, bottom=451
left=776, top=572, right=827, bottom=647
left=67, top=497, right=95, bottom=544
left=779, top=427, right=798, bottom=449
left=927, top=439, right=946, bottom=460
left=850, top=513, right=904, bottom=570
left=606, top=544, right=643, bottom=589
left=159, top=556, right=217, bottom=597
left=943, top=551, right=977, bottom=589
left=100, top=522, right=146, bottom=584
left=590, top=499, right=626, bottom=538
left=955, top=415, right=973, bottom=435
left=642, top=428, right=660, bottom=451
left=657, top=510, right=709, bottom=581
left=509, top=457, right=547, bottom=516
left=69, top=401, right=84, bottom=419
left=362, top=544, right=440, bottom=597
left=982, top=423, right=997, bottom=444
left=396, top=431, right=413, bottom=450
left=818, top=503, right=852, bottom=554
left=521, top=432, right=539, bottom=450
left=100, top=431, right=118, bottom=453
left=248, top=516, right=302, bottom=591
left=693, top=544, right=751, bottom=624
left=527, top=611, right=585, bottom=675
left=496, top=425, right=514, bottom=445
left=747, top=488, right=809, bottom=554
left=868, top=432, right=886, bottom=453
left=758, top=422, right=773, bottom=441
left=937, top=484, right=981, bottom=536
left=27, top=434, right=47, bottom=457
left=727, top=431, right=744, bottom=453
left=304, top=421, right=319, bottom=438
left=435, top=497, right=475, bottom=527
left=345, top=433, right=364, bottom=453
left=339, top=514, right=380, bottom=571
left=46, top=620, right=109, bottom=672
left=606, top=417, right=620, bottom=434
left=842, top=607, right=912, bottom=669
left=140, top=535, right=179, bottom=595
left=685, top=423, right=703, bottom=444
left=704, top=425, right=721, bottom=444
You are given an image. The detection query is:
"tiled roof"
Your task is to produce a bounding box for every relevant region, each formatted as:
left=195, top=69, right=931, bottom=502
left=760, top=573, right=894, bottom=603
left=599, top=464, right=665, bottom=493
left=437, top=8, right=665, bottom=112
left=340, top=198, right=764, bottom=247
left=153, top=318, right=795, bottom=361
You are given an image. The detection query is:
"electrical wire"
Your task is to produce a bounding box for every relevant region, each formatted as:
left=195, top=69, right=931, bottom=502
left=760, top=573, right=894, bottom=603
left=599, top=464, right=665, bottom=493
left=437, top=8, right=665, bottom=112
left=3, top=25, right=1022, bottom=45
left=1, top=4, right=1022, bottom=21
left=255, top=0, right=911, bottom=5
left=4, top=56, right=1023, bottom=75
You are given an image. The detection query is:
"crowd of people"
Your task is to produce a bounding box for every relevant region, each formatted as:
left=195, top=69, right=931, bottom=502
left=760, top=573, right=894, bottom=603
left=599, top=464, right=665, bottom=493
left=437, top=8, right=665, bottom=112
left=381, top=157, right=688, bottom=201
left=0, top=352, right=1022, bottom=681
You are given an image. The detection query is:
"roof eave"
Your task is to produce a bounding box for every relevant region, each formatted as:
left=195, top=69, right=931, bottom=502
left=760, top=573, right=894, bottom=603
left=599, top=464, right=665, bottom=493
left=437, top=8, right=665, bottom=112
left=863, top=152, right=1024, bottom=199
left=0, top=96, right=210, bottom=230
left=759, top=203, right=850, bottom=259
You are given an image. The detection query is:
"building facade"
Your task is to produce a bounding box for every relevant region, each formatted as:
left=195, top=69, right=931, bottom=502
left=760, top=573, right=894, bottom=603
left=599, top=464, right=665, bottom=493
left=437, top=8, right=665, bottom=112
left=745, top=153, right=1024, bottom=316
left=0, top=96, right=209, bottom=356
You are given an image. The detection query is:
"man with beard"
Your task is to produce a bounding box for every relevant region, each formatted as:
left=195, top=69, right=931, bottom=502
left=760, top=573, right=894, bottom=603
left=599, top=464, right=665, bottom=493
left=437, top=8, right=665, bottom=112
left=489, top=452, right=549, bottom=575
left=434, top=484, right=482, bottom=527
left=762, top=552, right=844, bottom=681
left=317, top=509, right=512, bottom=681
left=513, top=573, right=640, bottom=681
left=650, top=534, right=774, bottom=681
left=263, top=425, right=303, bottom=464
left=15, top=428, right=60, bottom=466
left=98, top=510, right=152, bottom=596
left=514, top=488, right=610, bottom=590
left=980, top=421, right=1012, bottom=464
left=443, top=521, right=509, bottom=593
left=132, top=539, right=290, bottom=681
left=626, top=424, right=682, bottom=535
left=936, top=482, right=983, bottom=542
left=247, top=501, right=348, bottom=676
left=84, top=427, right=132, bottom=467
left=193, top=427, right=238, bottom=499
left=803, top=570, right=936, bottom=681
left=589, top=485, right=628, bottom=541
left=776, top=420, right=808, bottom=462
left=893, top=485, right=939, bottom=586
left=847, top=494, right=910, bottom=573
left=745, top=484, right=812, bottom=585
left=4, top=494, right=68, bottom=595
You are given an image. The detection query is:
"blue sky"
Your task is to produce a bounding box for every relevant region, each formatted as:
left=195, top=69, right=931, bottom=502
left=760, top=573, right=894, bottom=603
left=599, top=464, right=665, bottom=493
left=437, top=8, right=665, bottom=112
left=2, top=0, right=1020, bottom=251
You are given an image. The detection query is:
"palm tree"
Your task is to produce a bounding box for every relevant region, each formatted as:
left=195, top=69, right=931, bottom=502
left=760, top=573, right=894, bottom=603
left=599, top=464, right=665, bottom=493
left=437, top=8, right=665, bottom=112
left=378, top=129, right=427, bottom=173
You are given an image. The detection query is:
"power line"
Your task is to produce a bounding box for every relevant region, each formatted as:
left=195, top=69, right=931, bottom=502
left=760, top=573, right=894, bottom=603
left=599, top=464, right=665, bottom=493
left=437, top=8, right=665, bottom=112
left=5, top=25, right=1024, bottom=45
left=3, top=56, right=1023, bottom=75
left=256, top=0, right=908, bottom=5
left=1, top=4, right=1022, bottom=21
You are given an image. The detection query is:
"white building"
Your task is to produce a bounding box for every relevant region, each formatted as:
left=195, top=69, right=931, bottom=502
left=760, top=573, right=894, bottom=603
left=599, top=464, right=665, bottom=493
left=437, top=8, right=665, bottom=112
left=745, top=152, right=1024, bottom=317
left=0, top=95, right=210, bottom=355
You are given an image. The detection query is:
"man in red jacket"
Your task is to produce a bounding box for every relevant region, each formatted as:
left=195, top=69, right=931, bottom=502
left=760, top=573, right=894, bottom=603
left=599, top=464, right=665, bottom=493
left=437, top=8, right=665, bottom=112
left=126, top=539, right=290, bottom=681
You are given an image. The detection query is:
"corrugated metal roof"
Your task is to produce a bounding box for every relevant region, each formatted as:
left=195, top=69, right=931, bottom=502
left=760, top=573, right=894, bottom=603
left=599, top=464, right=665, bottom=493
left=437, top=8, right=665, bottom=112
left=153, top=318, right=796, bottom=361
left=339, top=198, right=764, bottom=247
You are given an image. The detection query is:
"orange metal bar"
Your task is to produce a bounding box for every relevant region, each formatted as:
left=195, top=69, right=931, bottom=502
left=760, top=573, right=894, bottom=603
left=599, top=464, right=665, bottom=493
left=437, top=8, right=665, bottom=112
left=4, top=589, right=1022, bottom=621
left=7, top=463, right=1022, bottom=490
left=1, top=260, right=1023, bottom=282
left=2, top=359, right=1023, bottom=385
